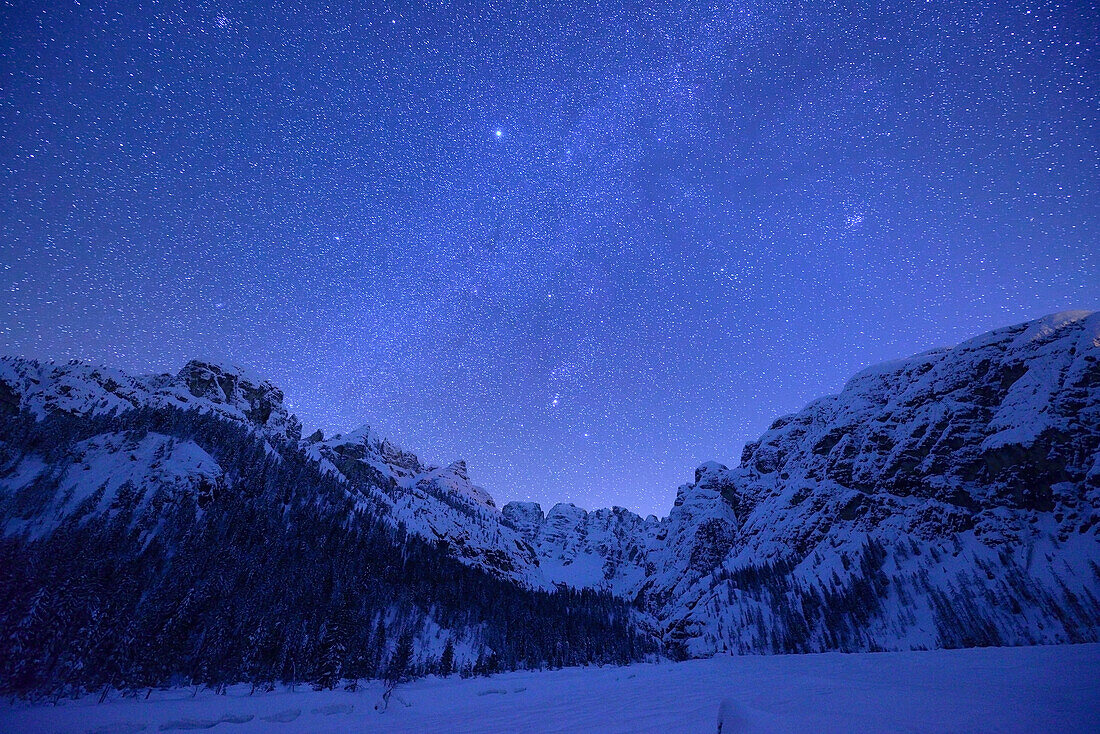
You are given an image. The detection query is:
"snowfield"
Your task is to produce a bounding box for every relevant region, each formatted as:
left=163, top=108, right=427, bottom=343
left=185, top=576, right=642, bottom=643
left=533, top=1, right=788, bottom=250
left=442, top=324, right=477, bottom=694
left=4, top=644, right=1099, bottom=733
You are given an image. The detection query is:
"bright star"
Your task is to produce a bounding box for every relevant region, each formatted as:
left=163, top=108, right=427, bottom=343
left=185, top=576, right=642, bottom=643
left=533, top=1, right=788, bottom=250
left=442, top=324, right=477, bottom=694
left=495, top=129, right=503, bottom=138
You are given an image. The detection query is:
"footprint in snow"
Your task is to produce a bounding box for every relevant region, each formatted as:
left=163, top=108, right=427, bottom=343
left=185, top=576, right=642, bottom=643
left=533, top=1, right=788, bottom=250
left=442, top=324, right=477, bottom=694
left=311, top=703, right=354, bottom=715
left=476, top=689, right=508, bottom=696
left=158, top=714, right=254, bottom=730
left=717, top=698, right=749, bottom=734
left=87, top=724, right=146, bottom=734
left=218, top=716, right=253, bottom=725
left=259, top=709, right=301, bottom=723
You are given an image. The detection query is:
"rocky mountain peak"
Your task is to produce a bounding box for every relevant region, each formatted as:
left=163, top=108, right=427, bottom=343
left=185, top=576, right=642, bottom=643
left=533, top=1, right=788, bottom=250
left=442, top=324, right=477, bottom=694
left=445, top=459, right=469, bottom=481
left=175, top=360, right=298, bottom=441
left=0, top=356, right=302, bottom=444
left=2, top=311, right=1096, bottom=660
left=694, top=461, right=728, bottom=484
left=502, top=501, right=545, bottom=539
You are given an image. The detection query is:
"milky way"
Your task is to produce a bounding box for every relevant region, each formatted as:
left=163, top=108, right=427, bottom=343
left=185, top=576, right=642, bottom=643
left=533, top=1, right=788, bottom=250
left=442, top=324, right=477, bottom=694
left=2, top=1, right=1096, bottom=515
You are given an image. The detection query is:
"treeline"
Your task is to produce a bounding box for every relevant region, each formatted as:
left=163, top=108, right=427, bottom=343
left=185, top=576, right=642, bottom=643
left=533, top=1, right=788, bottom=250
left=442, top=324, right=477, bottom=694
left=689, top=536, right=1100, bottom=656
left=665, top=540, right=892, bottom=658
left=0, top=407, right=653, bottom=700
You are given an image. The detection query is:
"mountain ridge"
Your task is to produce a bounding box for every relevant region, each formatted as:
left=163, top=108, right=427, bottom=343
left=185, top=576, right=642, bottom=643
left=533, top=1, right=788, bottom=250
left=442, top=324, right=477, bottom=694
left=1, top=309, right=1098, bottom=695
left=7, top=307, right=1091, bottom=522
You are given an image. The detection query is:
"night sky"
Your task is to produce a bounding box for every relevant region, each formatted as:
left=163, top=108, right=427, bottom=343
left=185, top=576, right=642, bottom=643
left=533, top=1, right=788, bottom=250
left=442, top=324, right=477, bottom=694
left=2, top=1, right=1097, bottom=516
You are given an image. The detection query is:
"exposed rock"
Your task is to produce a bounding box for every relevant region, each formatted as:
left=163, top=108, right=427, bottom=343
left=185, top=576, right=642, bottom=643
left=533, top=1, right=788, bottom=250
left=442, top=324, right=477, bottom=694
left=0, top=357, right=302, bottom=444
left=2, top=311, right=1097, bottom=656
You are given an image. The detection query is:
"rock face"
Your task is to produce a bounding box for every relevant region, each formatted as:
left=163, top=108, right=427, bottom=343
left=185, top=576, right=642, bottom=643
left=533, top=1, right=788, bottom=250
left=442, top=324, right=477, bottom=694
left=738, top=310, right=1100, bottom=526
left=503, top=501, right=659, bottom=594
left=508, top=311, right=1100, bottom=654
left=655, top=310, right=1100, bottom=655
left=303, top=426, right=546, bottom=587
left=1, top=310, right=1097, bottom=657
left=726, top=310, right=1099, bottom=561
left=0, top=358, right=302, bottom=444
left=501, top=501, right=545, bottom=538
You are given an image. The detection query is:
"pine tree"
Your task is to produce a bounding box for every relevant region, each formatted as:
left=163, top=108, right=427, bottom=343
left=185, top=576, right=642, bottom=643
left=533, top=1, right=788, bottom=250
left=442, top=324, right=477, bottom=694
left=314, top=624, right=345, bottom=691
left=439, top=638, right=455, bottom=677
left=369, top=618, right=387, bottom=677
left=0, top=404, right=655, bottom=698
left=385, top=628, right=414, bottom=686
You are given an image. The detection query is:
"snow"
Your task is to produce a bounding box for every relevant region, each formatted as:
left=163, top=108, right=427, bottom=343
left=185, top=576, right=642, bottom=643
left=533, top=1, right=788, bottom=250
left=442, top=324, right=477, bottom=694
left=4, top=644, right=1099, bottom=733
left=2, top=433, right=222, bottom=538
left=422, top=460, right=497, bottom=508
left=0, top=357, right=301, bottom=444
left=3, top=311, right=1097, bottom=657
left=303, top=427, right=551, bottom=588
left=518, top=502, right=660, bottom=593
left=55, top=433, right=221, bottom=512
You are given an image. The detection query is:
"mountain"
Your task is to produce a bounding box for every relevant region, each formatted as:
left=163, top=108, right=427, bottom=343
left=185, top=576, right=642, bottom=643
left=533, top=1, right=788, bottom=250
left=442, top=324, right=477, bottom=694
left=1, top=310, right=1098, bottom=698
left=510, top=310, right=1100, bottom=656
left=0, top=359, right=649, bottom=699
left=302, top=426, right=547, bottom=588
left=0, top=359, right=302, bottom=445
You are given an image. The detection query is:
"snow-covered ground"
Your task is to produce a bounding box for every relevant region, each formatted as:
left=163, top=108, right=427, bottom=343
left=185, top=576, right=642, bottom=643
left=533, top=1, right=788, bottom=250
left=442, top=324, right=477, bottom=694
left=5, top=644, right=1099, bottom=733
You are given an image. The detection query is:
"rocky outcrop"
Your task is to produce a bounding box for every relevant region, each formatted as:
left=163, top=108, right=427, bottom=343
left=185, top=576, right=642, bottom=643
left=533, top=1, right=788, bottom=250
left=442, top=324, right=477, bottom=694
left=730, top=310, right=1100, bottom=554
left=304, top=427, right=545, bottom=587
left=174, top=361, right=299, bottom=441
left=501, top=501, right=545, bottom=538
left=2, top=311, right=1097, bottom=657
left=0, top=357, right=302, bottom=444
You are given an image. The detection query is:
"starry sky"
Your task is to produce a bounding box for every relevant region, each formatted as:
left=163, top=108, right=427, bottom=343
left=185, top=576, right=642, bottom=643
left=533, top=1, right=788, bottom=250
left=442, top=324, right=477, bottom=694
left=2, top=0, right=1097, bottom=516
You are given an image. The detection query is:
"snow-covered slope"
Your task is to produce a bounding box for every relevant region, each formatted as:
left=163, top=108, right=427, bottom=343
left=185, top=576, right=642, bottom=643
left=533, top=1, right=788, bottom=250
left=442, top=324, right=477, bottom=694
left=0, top=359, right=544, bottom=586
left=0, top=358, right=302, bottom=445
left=1, top=431, right=223, bottom=539
left=5, top=643, right=1098, bottom=734
left=303, top=427, right=547, bottom=587
left=510, top=310, right=1100, bottom=655
left=0, top=369, right=649, bottom=696
left=498, top=462, right=740, bottom=604
left=503, top=501, right=659, bottom=594
left=0, top=358, right=290, bottom=544
left=2, top=310, right=1097, bottom=658
left=645, top=310, right=1100, bottom=655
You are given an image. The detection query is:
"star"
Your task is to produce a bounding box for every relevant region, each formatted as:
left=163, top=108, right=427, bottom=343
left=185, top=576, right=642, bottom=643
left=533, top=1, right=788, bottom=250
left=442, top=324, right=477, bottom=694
left=1, top=0, right=1094, bottom=519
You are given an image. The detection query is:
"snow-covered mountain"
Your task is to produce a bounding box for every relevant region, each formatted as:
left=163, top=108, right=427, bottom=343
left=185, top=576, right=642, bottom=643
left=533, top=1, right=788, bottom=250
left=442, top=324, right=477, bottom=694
left=500, top=311, right=1100, bottom=655
left=0, top=358, right=545, bottom=586
left=302, top=427, right=547, bottom=587
left=470, top=310, right=1099, bottom=654
left=505, top=309, right=1100, bottom=655
left=682, top=311, right=1099, bottom=653
left=503, top=501, right=659, bottom=594
left=0, top=358, right=302, bottom=445
left=1, top=310, right=1098, bottom=665
left=0, top=358, right=648, bottom=697
left=0, top=359, right=298, bottom=540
